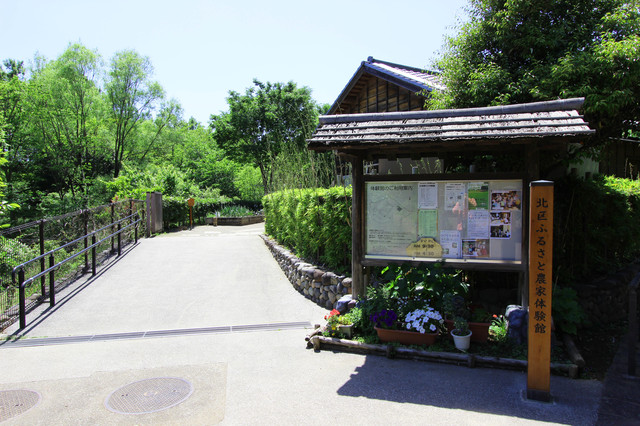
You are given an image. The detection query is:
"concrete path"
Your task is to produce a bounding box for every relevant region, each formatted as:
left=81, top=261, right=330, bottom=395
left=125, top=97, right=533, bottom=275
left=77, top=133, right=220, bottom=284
left=1, top=224, right=605, bottom=424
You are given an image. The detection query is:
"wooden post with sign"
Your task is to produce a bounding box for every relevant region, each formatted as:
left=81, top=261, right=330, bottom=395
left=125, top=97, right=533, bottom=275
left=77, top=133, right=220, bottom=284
left=187, top=198, right=195, bottom=230
left=527, top=180, right=554, bottom=402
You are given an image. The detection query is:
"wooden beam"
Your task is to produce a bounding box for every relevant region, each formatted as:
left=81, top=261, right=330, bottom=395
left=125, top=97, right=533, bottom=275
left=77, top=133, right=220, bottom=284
left=351, top=155, right=365, bottom=298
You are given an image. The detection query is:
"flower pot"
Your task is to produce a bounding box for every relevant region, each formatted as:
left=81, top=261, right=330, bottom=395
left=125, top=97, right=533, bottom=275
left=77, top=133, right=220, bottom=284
left=451, top=329, right=472, bottom=351
left=337, top=324, right=353, bottom=339
left=374, top=326, right=438, bottom=346
left=468, top=321, right=490, bottom=343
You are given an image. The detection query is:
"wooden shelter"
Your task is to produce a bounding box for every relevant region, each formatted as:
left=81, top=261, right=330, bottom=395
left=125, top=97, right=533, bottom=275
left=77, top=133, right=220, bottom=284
left=328, top=57, right=442, bottom=115
left=308, top=98, right=595, bottom=299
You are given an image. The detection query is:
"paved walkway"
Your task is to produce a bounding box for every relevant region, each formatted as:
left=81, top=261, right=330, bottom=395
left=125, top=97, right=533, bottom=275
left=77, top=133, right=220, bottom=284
left=0, top=223, right=625, bottom=424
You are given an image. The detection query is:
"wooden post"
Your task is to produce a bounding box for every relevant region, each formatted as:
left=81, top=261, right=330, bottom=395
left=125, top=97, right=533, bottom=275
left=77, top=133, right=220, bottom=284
left=351, top=155, right=365, bottom=298
left=187, top=198, right=195, bottom=230
left=527, top=180, right=554, bottom=402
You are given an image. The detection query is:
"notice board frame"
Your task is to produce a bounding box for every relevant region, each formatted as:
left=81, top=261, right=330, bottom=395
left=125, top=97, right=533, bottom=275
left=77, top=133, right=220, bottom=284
left=361, top=172, right=528, bottom=272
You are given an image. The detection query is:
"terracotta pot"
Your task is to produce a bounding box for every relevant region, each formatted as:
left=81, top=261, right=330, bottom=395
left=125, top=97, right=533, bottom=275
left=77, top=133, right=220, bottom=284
left=374, top=326, right=438, bottom=346
left=468, top=321, right=490, bottom=343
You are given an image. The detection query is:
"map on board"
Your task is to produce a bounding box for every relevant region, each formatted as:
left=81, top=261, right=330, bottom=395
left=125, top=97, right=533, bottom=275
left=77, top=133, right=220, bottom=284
left=365, top=179, right=523, bottom=262
left=366, top=183, right=418, bottom=256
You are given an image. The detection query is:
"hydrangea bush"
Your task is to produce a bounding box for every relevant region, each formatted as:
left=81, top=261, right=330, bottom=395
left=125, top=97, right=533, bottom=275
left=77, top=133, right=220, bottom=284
left=403, top=307, right=444, bottom=334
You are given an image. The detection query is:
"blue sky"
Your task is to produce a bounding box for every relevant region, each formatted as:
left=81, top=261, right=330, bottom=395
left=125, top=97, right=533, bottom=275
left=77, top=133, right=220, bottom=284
left=1, top=0, right=468, bottom=124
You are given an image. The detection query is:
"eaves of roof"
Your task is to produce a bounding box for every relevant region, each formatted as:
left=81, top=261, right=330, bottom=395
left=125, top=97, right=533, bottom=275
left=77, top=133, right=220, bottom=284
left=309, top=98, right=596, bottom=153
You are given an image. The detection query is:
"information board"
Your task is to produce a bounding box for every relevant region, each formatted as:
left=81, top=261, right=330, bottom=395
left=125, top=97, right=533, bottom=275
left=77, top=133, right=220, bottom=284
left=365, top=179, right=523, bottom=264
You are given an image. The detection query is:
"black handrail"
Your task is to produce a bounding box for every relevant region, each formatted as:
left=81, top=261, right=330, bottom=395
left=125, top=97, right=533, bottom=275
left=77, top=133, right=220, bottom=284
left=15, top=213, right=141, bottom=329
left=12, top=213, right=139, bottom=280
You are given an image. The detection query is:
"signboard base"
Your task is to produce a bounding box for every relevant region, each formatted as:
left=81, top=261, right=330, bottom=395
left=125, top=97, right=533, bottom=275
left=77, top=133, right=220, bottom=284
left=526, top=388, right=551, bottom=402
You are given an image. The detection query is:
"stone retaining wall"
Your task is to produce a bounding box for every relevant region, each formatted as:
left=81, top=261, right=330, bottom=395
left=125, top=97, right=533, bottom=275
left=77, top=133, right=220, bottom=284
left=261, top=235, right=351, bottom=310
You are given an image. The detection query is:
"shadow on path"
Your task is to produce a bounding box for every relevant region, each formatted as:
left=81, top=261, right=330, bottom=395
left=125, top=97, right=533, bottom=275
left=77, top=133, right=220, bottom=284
left=337, top=354, right=601, bottom=425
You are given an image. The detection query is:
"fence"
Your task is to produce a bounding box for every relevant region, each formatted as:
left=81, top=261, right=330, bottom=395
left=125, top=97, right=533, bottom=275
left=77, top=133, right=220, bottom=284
left=0, top=199, right=146, bottom=331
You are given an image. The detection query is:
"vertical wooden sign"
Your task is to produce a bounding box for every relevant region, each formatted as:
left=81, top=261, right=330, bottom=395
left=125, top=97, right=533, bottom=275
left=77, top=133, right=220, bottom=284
left=527, top=180, right=554, bottom=402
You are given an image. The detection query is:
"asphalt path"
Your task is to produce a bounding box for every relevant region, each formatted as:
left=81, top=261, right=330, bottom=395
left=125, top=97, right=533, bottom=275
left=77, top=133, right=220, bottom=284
left=0, top=223, right=604, bottom=425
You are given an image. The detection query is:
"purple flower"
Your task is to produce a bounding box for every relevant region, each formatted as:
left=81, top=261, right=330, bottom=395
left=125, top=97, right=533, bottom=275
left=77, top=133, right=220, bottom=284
left=370, top=309, right=398, bottom=329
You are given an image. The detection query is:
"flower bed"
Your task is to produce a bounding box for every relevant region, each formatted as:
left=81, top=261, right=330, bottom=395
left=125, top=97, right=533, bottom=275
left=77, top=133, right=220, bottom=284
left=308, top=335, right=579, bottom=378
left=309, top=262, right=582, bottom=377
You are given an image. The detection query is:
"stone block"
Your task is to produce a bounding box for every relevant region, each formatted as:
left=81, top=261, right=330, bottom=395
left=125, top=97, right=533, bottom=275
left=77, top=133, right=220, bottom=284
left=323, top=272, right=337, bottom=285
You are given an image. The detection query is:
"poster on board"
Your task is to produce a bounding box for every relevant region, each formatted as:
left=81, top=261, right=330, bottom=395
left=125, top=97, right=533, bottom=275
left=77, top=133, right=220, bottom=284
left=365, top=179, right=523, bottom=263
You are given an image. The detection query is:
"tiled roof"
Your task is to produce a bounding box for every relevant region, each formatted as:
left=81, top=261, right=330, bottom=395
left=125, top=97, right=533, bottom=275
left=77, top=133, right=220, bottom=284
left=309, top=98, right=595, bottom=152
left=364, top=58, right=446, bottom=92
left=327, top=57, right=443, bottom=115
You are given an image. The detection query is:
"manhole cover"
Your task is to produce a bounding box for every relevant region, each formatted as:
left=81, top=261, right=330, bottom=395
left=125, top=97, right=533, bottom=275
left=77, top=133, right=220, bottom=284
left=105, top=377, right=193, bottom=415
left=0, top=389, right=41, bottom=422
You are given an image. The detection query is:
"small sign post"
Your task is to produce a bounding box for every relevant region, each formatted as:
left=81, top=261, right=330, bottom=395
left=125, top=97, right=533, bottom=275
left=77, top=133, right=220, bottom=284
left=187, top=198, right=195, bottom=230
left=527, top=180, right=554, bottom=402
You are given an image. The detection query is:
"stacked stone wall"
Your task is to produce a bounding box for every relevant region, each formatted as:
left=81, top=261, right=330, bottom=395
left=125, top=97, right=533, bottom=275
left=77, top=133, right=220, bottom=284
left=261, top=235, right=351, bottom=310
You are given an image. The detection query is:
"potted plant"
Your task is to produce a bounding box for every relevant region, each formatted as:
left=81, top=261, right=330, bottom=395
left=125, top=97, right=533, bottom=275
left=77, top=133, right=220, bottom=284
left=468, top=306, right=492, bottom=343
left=372, top=306, right=444, bottom=346
left=451, top=316, right=472, bottom=351
left=442, top=292, right=469, bottom=335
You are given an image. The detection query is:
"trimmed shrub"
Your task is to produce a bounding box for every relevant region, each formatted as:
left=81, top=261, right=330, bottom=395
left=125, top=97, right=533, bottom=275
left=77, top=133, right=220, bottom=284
left=263, top=186, right=351, bottom=273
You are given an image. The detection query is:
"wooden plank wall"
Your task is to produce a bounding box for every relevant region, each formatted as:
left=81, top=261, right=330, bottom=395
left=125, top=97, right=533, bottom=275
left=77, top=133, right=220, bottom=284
left=600, top=139, right=640, bottom=178
left=336, top=74, right=427, bottom=114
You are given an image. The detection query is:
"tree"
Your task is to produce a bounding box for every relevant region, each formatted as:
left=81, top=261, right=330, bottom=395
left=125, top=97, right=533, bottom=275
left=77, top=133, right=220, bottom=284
left=432, top=0, right=640, bottom=142
left=210, top=79, right=319, bottom=193
left=105, top=50, right=164, bottom=177
left=0, top=78, right=19, bottom=219
left=22, top=44, right=107, bottom=203
left=0, top=59, right=27, bottom=189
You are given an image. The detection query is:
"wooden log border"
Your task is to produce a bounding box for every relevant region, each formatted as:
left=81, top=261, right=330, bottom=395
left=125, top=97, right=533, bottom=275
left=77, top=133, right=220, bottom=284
left=309, top=335, right=579, bottom=379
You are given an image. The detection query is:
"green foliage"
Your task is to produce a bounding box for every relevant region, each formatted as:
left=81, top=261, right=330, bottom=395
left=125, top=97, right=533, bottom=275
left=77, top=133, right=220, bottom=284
left=106, top=49, right=164, bottom=178
left=210, top=79, right=320, bottom=193
left=554, top=175, right=640, bottom=282
left=233, top=165, right=263, bottom=202
left=2, top=42, right=328, bottom=225
left=263, top=186, right=352, bottom=272
left=380, top=263, right=467, bottom=313
left=0, top=236, right=36, bottom=285
left=489, top=314, right=508, bottom=342
left=552, top=287, right=587, bottom=335
left=433, top=0, right=640, bottom=142
left=452, top=316, right=469, bottom=335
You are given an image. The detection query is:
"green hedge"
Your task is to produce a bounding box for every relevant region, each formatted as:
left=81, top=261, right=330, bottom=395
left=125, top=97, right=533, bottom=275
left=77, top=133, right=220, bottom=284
left=263, top=186, right=352, bottom=273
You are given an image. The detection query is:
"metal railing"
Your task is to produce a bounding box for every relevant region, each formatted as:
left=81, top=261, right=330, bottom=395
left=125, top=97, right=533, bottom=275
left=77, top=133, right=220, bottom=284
left=0, top=199, right=147, bottom=331
left=12, top=213, right=141, bottom=329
